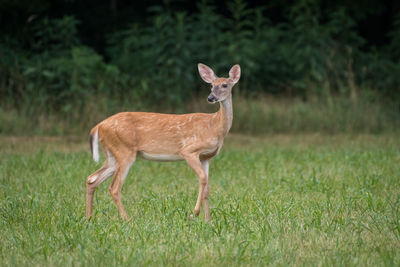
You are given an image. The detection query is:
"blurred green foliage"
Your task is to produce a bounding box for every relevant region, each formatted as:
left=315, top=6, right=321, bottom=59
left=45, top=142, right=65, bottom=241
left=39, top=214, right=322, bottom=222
left=0, top=0, right=399, bottom=133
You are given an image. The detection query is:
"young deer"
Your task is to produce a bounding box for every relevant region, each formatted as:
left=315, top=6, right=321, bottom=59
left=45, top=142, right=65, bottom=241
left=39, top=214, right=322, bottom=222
left=86, top=63, right=241, bottom=221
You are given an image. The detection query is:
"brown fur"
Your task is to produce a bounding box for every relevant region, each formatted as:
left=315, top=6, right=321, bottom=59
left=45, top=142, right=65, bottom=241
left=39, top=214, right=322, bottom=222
left=85, top=64, right=241, bottom=221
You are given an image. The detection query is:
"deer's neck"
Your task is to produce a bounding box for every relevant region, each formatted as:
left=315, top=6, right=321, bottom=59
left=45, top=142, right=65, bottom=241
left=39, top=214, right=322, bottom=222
left=215, top=95, right=233, bottom=136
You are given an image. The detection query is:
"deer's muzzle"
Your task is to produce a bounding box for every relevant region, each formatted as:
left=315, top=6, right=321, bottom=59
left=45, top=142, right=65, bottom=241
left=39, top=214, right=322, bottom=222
left=207, top=94, right=217, bottom=103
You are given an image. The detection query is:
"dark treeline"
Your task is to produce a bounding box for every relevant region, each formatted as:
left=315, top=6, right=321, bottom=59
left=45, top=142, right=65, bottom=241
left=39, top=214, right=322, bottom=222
left=0, top=0, right=399, bottom=124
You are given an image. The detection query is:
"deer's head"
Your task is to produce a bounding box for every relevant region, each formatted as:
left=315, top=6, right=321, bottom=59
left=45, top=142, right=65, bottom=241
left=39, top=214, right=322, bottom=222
left=198, top=64, right=241, bottom=104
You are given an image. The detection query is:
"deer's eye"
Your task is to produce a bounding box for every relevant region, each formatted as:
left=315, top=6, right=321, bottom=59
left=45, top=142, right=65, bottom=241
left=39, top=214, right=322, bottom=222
left=222, top=84, right=228, bottom=88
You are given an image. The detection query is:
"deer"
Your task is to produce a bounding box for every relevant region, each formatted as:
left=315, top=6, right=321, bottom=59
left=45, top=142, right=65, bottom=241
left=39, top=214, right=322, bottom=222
left=85, top=63, right=241, bottom=221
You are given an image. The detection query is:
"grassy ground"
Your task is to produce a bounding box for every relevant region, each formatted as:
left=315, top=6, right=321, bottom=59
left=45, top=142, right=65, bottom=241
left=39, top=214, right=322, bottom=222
left=0, top=134, right=399, bottom=266
left=1, top=95, right=399, bottom=136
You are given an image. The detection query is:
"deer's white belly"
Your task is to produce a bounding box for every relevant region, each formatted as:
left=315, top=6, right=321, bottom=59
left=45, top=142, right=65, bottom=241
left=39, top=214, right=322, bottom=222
left=138, top=144, right=220, bottom=162
left=138, top=151, right=184, bottom=162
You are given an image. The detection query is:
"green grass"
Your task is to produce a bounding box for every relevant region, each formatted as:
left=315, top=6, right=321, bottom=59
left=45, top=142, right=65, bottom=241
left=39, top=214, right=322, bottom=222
left=1, top=134, right=399, bottom=266
left=1, top=94, right=399, bottom=136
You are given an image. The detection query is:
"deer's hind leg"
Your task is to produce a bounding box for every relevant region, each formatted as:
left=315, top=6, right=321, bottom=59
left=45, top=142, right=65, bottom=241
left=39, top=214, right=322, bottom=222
left=108, top=150, right=137, bottom=221
left=86, top=150, right=116, bottom=220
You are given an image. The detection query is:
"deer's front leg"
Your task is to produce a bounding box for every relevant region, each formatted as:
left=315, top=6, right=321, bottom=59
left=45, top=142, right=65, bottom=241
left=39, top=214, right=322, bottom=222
left=201, top=159, right=211, bottom=221
left=182, top=153, right=208, bottom=217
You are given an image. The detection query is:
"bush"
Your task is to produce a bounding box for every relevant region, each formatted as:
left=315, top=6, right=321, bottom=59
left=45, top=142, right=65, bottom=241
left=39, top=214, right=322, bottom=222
left=0, top=1, right=399, bottom=135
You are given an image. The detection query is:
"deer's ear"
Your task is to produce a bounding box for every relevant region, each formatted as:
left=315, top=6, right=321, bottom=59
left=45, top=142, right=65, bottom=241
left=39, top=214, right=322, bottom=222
left=198, top=63, right=216, bottom=83
left=229, top=64, right=241, bottom=84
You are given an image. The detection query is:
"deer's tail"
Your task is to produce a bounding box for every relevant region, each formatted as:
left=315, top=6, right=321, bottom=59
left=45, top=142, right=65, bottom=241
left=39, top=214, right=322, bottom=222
left=89, top=126, right=100, bottom=163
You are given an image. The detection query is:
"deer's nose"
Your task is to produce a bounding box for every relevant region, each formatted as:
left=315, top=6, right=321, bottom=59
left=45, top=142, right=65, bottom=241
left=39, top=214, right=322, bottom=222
left=207, top=94, right=217, bottom=103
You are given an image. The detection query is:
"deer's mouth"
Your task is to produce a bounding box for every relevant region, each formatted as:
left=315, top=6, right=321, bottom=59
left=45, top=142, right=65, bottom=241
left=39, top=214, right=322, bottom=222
left=207, top=94, right=218, bottom=103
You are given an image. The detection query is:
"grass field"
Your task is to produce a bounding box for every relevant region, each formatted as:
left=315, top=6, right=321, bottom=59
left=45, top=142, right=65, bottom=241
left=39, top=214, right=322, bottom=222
left=1, top=134, right=399, bottom=266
